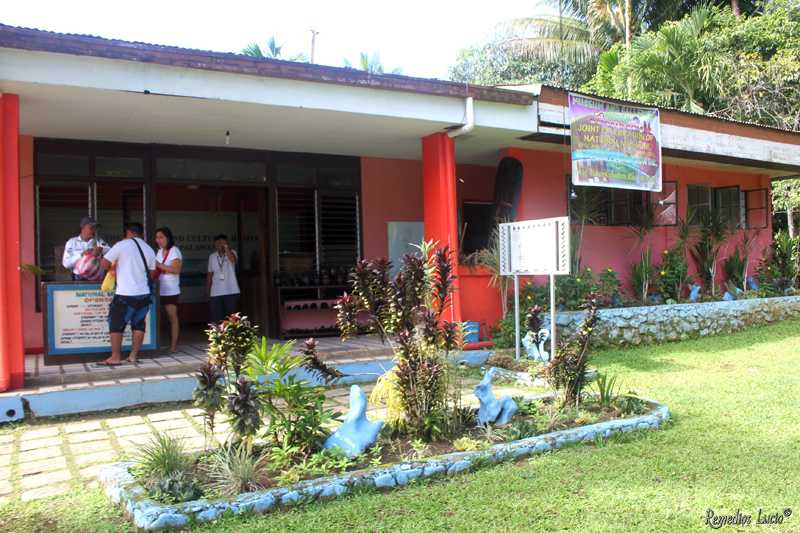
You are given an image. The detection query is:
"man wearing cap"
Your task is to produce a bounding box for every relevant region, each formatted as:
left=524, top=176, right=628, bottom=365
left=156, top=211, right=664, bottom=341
left=62, top=216, right=110, bottom=280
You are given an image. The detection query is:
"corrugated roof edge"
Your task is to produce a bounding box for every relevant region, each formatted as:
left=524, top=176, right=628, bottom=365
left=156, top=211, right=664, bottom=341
left=0, top=23, right=534, bottom=106
left=539, top=84, right=800, bottom=138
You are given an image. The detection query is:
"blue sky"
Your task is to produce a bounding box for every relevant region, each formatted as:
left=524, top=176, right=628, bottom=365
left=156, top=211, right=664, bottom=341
left=1, top=0, right=554, bottom=79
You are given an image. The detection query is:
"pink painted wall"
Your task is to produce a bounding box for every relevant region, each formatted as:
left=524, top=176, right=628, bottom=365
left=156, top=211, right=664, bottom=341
left=504, top=147, right=772, bottom=296
left=19, top=135, right=43, bottom=352
left=360, top=157, right=496, bottom=259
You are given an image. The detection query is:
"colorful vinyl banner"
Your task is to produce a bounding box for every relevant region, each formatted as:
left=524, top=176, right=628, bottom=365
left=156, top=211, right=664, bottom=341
left=569, top=93, right=662, bottom=192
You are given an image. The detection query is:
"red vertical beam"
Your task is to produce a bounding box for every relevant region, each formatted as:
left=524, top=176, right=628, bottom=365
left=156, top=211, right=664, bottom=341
left=0, top=94, right=24, bottom=391
left=422, top=132, right=461, bottom=323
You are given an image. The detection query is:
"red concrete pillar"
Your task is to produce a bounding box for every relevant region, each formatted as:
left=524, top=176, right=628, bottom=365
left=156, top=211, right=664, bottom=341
left=0, top=94, right=24, bottom=391
left=422, top=132, right=461, bottom=323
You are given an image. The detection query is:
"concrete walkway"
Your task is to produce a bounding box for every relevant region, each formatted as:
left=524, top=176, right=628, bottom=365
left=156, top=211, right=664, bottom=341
left=0, top=376, right=536, bottom=504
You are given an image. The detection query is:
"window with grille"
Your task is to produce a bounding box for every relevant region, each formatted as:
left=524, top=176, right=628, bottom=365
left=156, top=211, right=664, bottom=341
left=688, top=185, right=743, bottom=227
left=570, top=186, right=646, bottom=226
left=319, top=193, right=360, bottom=269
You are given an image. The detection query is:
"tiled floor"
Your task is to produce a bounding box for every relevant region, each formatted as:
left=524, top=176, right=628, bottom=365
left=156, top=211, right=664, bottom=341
left=22, top=335, right=392, bottom=389
left=0, top=377, right=538, bottom=503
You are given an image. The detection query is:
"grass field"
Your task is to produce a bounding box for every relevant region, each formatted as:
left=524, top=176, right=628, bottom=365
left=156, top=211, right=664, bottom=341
left=2, top=319, right=799, bottom=532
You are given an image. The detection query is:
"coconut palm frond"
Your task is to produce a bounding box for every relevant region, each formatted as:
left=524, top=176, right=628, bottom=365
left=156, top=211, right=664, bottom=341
left=241, top=43, right=265, bottom=58
left=500, top=16, right=601, bottom=66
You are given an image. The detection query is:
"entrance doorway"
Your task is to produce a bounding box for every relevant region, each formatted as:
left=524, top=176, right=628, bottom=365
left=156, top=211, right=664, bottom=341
left=154, top=184, right=267, bottom=343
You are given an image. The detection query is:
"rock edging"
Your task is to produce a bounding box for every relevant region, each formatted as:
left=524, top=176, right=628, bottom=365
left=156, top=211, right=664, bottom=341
left=546, top=295, right=800, bottom=347
left=99, top=400, right=671, bottom=530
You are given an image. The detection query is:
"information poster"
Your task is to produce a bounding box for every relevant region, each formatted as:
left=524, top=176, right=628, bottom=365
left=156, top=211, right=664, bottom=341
left=499, top=217, right=570, bottom=276
left=44, top=283, right=157, bottom=356
left=569, top=93, right=662, bottom=192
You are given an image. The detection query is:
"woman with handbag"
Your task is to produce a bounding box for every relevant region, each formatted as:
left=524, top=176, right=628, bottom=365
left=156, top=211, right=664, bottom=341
left=154, top=227, right=182, bottom=354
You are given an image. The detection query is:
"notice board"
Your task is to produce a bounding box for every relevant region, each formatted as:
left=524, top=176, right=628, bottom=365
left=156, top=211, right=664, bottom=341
left=43, top=283, right=157, bottom=359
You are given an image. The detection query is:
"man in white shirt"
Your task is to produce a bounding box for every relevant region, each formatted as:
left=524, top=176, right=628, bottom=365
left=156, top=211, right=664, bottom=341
left=62, top=216, right=110, bottom=280
left=98, top=222, right=157, bottom=365
left=207, top=234, right=241, bottom=323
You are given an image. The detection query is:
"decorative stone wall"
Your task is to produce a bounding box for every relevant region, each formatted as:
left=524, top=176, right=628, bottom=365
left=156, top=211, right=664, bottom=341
left=546, top=296, right=800, bottom=347
left=99, top=400, right=670, bottom=531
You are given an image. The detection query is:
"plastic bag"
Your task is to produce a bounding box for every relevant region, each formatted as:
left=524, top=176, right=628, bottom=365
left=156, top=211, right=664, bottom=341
left=74, top=252, right=104, bottom=281
left=101, top=269, right=116, bottom=293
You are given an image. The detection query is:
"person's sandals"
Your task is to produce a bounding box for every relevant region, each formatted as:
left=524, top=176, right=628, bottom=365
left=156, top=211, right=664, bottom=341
left=94, top=360, right=122, bottom=367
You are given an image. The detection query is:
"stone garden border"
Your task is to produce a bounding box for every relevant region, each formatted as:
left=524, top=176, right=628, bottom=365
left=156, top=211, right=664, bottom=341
left=98, top=399, right=671, bottom=531
left=548, top=295, right=800, bottom=347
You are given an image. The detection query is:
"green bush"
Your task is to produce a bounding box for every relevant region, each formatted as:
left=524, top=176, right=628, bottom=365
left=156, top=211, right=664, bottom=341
left=544, top=295, right=600, bottom=407
left=657, top=248, right=690, bottom=301
left=723, top=247, right=746, bottom=291
left=202, top=444, right=271, bottom=498
left=134, top=432, right=196, bottom=501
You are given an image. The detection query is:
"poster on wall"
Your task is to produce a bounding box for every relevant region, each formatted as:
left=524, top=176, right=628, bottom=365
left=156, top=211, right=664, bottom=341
left=569, top=93, right=662, bottom=192
left=43, top=283, right=157, bottom=357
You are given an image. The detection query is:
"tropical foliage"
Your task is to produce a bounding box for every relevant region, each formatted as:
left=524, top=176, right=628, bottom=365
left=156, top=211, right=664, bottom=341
left=344, top=52, right=402, bottom=74
left=336, top=242, right=463, bottom=441
left=242, top=35, right=308, bottom=62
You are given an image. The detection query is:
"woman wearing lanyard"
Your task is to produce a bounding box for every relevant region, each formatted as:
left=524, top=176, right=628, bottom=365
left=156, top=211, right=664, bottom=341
left=154, top=227, right=183, bottom=353
left=207, top=234, right=240, bottom=323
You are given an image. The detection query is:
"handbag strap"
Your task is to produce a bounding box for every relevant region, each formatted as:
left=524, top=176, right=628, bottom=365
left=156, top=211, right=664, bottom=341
left=132, top=238, right=153, bottom=292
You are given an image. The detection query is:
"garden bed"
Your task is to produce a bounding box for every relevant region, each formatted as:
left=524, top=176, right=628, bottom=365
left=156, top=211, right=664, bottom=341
left=98, top=397, right=671, bottom=531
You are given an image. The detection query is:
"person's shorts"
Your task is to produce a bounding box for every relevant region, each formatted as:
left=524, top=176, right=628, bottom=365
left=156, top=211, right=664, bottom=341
left=108, top=294, right=151, bottom=333
left=160, top=294, right=179, bottom=306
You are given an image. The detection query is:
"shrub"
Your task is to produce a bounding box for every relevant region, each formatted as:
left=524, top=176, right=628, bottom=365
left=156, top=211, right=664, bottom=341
left=203, top=444, right=271, bottom=498
left=245, top=337, right=340, bottom=455
left=657, top=248, right=690, bottom=301
left=134, top=432, right=194, bottom=488
left=591, top=372, right=620, bottom=408
left=226, top=376, right=262, bottom=447
left=689, top=209, right=731, bottom=296
left=148, top=473, right=202, bottom=504
left=544, top=294, right=600, bottom=407
left=616, top=392, right=649, bottom=415
left=206, top=313, right=259, bottom=377
left=631, top=249, right=656, bottom=304
left=596, top=268, right=622, bottom=306
left=723, top=247, right=746, bottom=291
left=338, top=242, right=464, bottom=441
left=192, top=363, right=224, bottom=445
left=453, top=437, right=484, bottom=451
left=557, top=267, right=598, bottom=310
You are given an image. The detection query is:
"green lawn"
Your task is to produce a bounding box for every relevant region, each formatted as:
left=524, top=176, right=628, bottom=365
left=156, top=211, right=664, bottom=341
left=2, top=320, right=799, bottom=532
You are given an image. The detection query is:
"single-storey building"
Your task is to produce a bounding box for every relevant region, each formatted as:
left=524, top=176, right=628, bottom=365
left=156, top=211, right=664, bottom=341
left=1, top=23, right=799, bottom=391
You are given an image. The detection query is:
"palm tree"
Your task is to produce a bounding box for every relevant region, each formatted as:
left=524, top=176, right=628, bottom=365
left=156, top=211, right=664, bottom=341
left=241, top=36, right=308, bottom=62
left=343, top=52, right=402, bottom=74
left=616, top=5, right=723, bottom=113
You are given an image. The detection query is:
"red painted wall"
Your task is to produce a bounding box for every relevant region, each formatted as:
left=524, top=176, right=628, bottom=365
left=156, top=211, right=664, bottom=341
left=360, top=156, right=496, bottom=259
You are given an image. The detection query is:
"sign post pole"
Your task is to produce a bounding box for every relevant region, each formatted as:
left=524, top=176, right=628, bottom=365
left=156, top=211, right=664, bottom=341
left=514, top=274, right=520, bottom=360
left=499, top=217, right=570, bottom=363
left=549, top=273, right=557, bottom=360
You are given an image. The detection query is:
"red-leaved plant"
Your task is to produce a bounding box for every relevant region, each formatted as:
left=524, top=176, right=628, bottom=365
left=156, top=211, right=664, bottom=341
left=335, top=241, right=464, bottom=440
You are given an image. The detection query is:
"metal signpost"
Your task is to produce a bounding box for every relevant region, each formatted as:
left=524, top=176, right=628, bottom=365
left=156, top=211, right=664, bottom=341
left=499, top=217, right=570, bottom=360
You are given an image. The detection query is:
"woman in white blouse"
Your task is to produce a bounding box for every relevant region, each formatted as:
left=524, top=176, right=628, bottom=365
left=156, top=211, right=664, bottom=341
left=154, top=227, right=182, bottom=353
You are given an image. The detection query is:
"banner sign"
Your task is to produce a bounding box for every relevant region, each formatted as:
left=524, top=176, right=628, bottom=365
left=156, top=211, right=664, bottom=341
left=499, top=217, right=570, bottom=276
left=43, top=283, right=157, bottom=357
left=569, top=93, right=662, bottom=192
